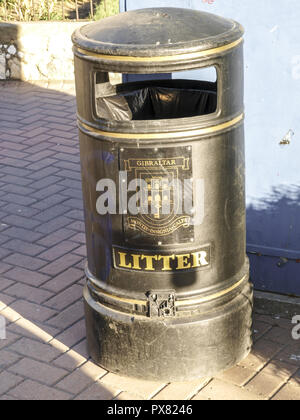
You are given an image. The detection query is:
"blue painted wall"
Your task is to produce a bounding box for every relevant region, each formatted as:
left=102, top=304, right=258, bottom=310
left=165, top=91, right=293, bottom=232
left=120, top=0, right=300, bottom=296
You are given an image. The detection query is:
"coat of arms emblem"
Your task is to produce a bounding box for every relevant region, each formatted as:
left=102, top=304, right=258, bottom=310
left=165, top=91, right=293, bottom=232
left=120, top=147, right=194, bottom=245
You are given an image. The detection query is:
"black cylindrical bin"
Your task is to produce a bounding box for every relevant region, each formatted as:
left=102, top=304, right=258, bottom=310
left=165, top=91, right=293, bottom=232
left=72, top=8, right=253, bottom=381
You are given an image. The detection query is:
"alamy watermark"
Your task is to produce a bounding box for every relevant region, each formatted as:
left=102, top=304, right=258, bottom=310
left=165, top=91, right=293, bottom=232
left=0, top=315, right=6, bottom=340
left=292, top=315, right=300, bottom=340
left=95, top=173, right=205, bottom=225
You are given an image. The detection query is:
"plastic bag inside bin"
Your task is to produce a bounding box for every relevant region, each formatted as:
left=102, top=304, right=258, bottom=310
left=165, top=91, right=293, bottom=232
left=96, top=80, right=217, bottom=121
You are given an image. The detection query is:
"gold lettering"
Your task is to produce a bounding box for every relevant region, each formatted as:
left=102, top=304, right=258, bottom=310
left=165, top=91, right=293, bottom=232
left=118, top=252, right=132, bottom=269
left=192, top=251, right=209, bottom=267
left=158, top=255, right=175, bottom=271
left=141, top=255, right=158, bottom=271
left=131, top=254, right=142, bottom=270
left=176, top=254, right=191, bottom=270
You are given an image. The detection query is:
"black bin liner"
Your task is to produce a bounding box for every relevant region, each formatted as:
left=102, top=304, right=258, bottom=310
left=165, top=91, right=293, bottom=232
left=96, top=80, right=217, bottom=121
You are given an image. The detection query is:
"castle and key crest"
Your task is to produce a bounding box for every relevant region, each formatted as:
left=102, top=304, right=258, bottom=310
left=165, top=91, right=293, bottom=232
left=120, top=147, right=194, bottom=245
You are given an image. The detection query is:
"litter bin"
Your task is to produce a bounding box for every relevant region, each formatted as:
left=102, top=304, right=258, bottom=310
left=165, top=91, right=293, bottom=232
left=72, top=7, right=253, bottom=381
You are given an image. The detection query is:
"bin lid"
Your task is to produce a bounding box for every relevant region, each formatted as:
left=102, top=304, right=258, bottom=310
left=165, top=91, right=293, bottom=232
left=72, top=8, right=244, bottom=58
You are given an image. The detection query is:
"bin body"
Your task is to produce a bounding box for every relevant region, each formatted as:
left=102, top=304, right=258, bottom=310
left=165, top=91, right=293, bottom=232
left=72, top=8, right=253, bottom=381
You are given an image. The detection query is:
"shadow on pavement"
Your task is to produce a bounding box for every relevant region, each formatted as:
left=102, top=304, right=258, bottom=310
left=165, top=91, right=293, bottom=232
left=0, top=80, right=299, bottom=400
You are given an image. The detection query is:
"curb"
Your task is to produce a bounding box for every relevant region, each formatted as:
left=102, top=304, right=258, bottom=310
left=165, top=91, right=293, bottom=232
left=254, top=290, right=300, bottom=318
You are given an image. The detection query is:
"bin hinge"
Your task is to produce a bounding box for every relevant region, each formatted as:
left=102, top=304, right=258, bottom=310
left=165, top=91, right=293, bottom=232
left=147, top=291, right=176, bottom=318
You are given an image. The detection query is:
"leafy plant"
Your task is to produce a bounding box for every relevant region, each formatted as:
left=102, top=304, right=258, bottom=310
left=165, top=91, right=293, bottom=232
left=0, top=0, right=119, bottom=21
left=92, top=0, right=119, bottom=20
left=0, top=0, right=60, bottom=21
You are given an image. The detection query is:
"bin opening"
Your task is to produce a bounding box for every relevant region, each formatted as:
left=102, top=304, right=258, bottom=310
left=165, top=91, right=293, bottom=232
left=95, top=79, right=217, bottom=122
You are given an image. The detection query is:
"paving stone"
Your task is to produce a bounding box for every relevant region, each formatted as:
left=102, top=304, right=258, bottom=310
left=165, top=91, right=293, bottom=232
left=66, top=220, right=85, bottom=232
left=263, top=326, right=296, bottom=345
left=153, top=378, right=211, bottom=400
left=55, top=362, right=106, bottom=396
left=2, top=193, right=36, bottom=206
left=238, top=339, right=284, bottom=371
left=52, top=348, right=87, bottom=371
left=262, top=360, right=298, bottom=380
left=8, top=337, right=63, bottom=363
left=1, top=172, right=29, bottom=190
left=3, top=253, right=47, bottom=271
left=8, top=358, right=69, bottom=386
left=100, top=373, right=166, bottom=400
left=46, top=300, right=84, bottom=329
left=272, top=384, right=300, bottom=400
left=252, top=320, right=273, bottom=342
left=32, top=196, right=68, bottom=212
left=27, top=176, right=63, bottom=191
left=8, top=318, right=59, bottom=343
left=42, top=267, right=84, bottom=292
left=34, top=205, right=70, bottom=223
left=0, top=371, right=24, bottom=395
left=54, top=319, right=86, bottom=348
left=193, top=379, right=261, bottom=401
left=71, top=339, right=90, bottom=360
left=4, top=283, right=53, bottom=304
left=4, top=267, right=50, bottom=287
left=0, top=306, right=22, bottom=323
left=1, top=184, right=34, bottom=196
left=39, top=253, right=82, bottom=276
left=55, top=369, right=96, bottom=396
left=0, top=166, right=31, bottom=178
left=0, top=278, right=15, bottom=291
left=75, top=382, right=121, bottom=401
left=38, top=240, right=79, bottom=261
left=0, top=262, right=12, bottom=274
left=73, top=245, right=87, bottom=257
left=9, top=300, right=57, bottom=323
left=0, top=330, right=21, bottom=351
left=289, top=369, right=300, bottom=387
left=0, top=292, right=16, bottom=309
left=0, top=349, right=22, bottom=372
left=66, top=209, right=85, bottom=221
left=0, top=394, right=18, bottom=400
left=0, top=158, right=30, bottom=168
left=245, top=372, right=286, bottom=399
left=0, top=247, right=12, bottom=259
left=70, top=233, right=86, bottom=244
left=44, top=284, right=83, bottom=311
left=216, top=365, right=257, bottom=387
left=78, top=361, right=107, bottom=381
left=274, top=344, right=300, bottom=367
left=37, top=228, right=76, bottom=247
left=8, top=379, right=72, bottom=400
left=2, top=239, right=46, bottom=256
left=114, top=392, right=145, bottom=400
left=34, top=216, right=73, bottom=234
left=1, top=227, right=43, bottom=242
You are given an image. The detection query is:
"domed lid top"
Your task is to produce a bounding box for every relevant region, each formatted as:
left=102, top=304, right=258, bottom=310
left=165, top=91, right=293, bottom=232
left=72, top=8, right=244, bottom=57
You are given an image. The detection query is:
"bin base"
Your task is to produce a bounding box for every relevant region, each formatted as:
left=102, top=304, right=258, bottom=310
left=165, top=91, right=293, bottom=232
left=83, top=282, right=253, bottom=382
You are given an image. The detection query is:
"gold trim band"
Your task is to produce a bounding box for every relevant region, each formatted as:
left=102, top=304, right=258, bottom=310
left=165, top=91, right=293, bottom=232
left=95, top=289, right=146, bottom=307
left=79, top=113, right=244, bottom=140
left=91, top=275, right=247, bottom=309
left=76, top=37, right=243, bottom=62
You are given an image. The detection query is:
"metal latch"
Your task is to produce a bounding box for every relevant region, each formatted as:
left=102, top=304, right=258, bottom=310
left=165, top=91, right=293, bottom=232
left=147, top=291, right=176, bottom=318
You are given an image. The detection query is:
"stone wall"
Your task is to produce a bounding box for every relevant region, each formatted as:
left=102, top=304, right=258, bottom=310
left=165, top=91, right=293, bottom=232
left=0, top=21, right=85, bottom=81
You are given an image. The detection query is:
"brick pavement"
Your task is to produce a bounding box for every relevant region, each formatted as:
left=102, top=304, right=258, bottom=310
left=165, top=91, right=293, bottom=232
left=0, top=81, right=299, bottom=400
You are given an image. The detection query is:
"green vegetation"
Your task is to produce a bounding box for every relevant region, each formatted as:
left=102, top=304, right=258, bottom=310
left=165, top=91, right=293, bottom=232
left=0, top=0, right=119, bottom=21
left=92, top=0, right=119, bottom=20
